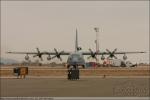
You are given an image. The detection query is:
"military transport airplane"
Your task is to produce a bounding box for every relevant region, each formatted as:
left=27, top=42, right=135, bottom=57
left=7, top=29, right=145, bottom=68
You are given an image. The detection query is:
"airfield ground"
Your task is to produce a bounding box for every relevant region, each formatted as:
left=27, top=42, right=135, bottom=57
left=1, top=78, right=149, bottom=97
left=0, top=65, right=149, bottom=77
left=0, top=65, right=149, bottom=97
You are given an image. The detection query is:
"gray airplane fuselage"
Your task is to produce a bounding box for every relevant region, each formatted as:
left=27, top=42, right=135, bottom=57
left=67, top=52, right=85, bottom=68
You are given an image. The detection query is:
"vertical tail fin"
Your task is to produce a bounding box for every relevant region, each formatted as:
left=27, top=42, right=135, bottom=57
left=75, top=29, right=78, bottom=52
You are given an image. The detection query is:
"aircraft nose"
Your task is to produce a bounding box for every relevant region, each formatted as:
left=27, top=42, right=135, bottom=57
left=73, top=58, right=78, bottom=62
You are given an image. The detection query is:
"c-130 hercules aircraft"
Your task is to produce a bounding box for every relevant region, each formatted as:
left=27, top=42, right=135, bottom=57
left=7, top=29, right=145, bottom=68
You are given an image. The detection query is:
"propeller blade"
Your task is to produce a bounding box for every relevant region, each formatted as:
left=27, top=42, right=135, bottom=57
left=94, top=52, right=97, bottom=55
left=36, top=48, right=40, bottom=53
left=88, top=48, right=98, bottom=60
left=113, top=48, right=117, bottom=53
left=54, top=48, right=58, bottom=54
left=87, top=56, right=92, bottom=59
left=89, top=48, right=93, bottom=53
left=106, top=49, right=118, bottom=59
left=51, top=55, right=57, bottom=59
left=106, top=49, right=111, bottom=53
left=107, top=56, right=110, bottom=59
left=114, top=56, right=117, bottom=59
left=33, top=55, right=37, bottom=57
left=59, top=57, right=62, bottom=61
left=94, top=56, right=98, bottom=61
left=51, top=49, right=64, bottom=61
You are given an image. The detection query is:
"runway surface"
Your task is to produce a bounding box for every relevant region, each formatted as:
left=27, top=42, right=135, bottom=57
left=1, top=78, right=149, bottom=97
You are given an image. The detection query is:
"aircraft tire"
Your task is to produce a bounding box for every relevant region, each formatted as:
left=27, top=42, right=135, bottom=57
left=82, top=65, right=85, bottom=69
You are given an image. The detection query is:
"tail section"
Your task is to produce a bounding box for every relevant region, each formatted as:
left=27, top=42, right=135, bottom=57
left=75, top=29, right=81, bottom=52
left=75, top=29, right=78, bottom=52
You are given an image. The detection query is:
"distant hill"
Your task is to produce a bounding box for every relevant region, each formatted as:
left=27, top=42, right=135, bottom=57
left=0, top=57, right=19, bottom=64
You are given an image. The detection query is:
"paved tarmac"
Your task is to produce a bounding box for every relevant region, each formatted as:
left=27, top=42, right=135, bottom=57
left=1, top=78, right=149, bottom=97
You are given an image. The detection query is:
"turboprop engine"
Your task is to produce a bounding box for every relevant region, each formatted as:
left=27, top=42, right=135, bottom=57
left=25, top=55, right=29, bottom=60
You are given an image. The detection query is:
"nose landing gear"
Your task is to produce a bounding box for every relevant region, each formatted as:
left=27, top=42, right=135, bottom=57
left=67, top=65, right=80, bottom=80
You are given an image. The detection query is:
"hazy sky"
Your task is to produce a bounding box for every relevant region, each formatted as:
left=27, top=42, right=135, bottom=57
left=1, top=1, right=149, bottom=63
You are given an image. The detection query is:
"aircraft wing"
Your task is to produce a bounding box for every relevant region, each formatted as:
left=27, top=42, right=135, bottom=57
left=7, top=50, right=70, bottom=61
left=82, top=51, right=146, bottom=55
left=110, top=51, right=146, bottom=54
left=7, top=52, right=39, bottom=54
left=82, top=52, right=107, bottom=55
left=7, top=51, right=70, bottom=55
left=44, top=52, right=70, bottom=55
left=7, top=50, right=145, bottom=55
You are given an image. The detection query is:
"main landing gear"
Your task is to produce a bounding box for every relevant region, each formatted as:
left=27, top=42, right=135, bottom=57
left=67, top=65, right=80, bottom=80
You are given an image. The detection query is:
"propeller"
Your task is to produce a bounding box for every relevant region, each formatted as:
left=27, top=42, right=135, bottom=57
left=33, top=48, right=43, bottom=61
left=87, top=48, right=98, bottom=60
left=106, top=48, right=117, bottom=59
left=51, top=48, right=64, bottom=61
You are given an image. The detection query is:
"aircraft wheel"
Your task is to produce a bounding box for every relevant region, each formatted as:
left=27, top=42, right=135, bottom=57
left=67, top=65, right=70, bottom=69
left=82, top=65, right=85, bottom=69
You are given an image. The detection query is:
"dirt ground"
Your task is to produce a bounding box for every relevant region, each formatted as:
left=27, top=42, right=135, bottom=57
left=0, top=65, right=149, bottom=77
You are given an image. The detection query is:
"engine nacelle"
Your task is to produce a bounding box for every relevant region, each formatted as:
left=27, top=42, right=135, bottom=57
left=25, top=55, right=29, bottom=60
left=123, top=54, right=127, bottom=60
left=47, top=55, right=51, bottom=60
left=101, top=55, right=105, bottom=60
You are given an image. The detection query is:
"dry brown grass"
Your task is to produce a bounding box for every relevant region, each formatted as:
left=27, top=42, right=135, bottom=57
left=0, top=65, right=149, bottom=77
